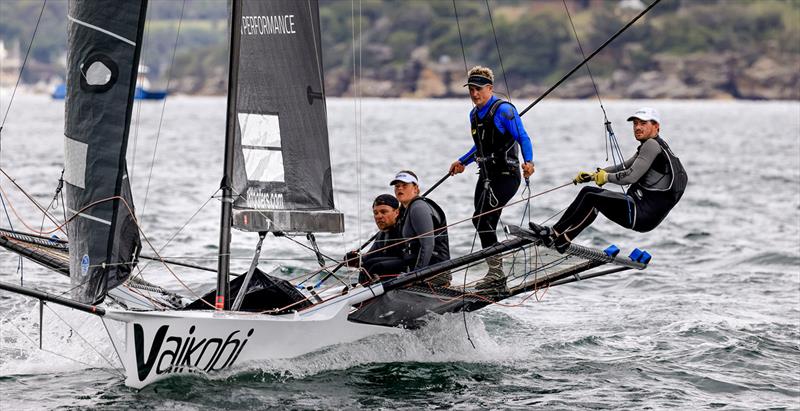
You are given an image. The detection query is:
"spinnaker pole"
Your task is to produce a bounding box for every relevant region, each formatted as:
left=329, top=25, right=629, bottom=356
left=0, top=281, right=106, bottom=316
left=216, top=0, right=242, bottom=310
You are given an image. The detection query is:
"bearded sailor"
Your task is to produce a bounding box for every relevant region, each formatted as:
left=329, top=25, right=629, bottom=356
left=531, top=107, right=687, bottom=252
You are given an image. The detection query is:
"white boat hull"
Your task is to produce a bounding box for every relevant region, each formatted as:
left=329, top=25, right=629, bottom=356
left=106, top=285, right=397, bottom=389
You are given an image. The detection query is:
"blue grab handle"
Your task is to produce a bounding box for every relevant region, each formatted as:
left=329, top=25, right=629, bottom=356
left=628, top=248, right=652, bottom=264
left=639, top=250, right=652, bottom=264
left=604, top=244, right=620, bottom=257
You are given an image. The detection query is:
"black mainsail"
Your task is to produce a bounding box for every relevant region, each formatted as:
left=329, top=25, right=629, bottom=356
left=229, top=0, right=344, bottom=234
left=63, top=0, right=146, bottom=303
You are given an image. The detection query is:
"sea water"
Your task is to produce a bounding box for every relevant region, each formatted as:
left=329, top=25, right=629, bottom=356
left=0, top=93, right=798, bottom=409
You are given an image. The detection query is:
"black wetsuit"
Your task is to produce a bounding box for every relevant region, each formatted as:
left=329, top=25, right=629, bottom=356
left=468, top=98, right=526, bottom=248
left=362, top=197, right=450, bottom=279
left=553, top=136, right=687, bottom=242
left=361, top=224, right=404, bottom=280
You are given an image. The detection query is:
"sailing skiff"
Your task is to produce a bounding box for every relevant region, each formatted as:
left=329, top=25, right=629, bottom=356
left=0, top=0, right=652, bottom=389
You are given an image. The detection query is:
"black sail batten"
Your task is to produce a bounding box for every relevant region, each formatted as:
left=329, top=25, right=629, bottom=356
left=231, top=0, right=344, bottom=233
left=63, top=0, right=146, bottom=304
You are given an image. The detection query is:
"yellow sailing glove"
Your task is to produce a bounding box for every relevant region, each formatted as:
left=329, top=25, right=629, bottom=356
left=573, top=171, right=593, bottom=185
left=594, top=169, right=608, bottom=186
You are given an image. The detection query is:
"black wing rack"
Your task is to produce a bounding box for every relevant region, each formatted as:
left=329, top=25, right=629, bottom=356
left=349, top=224, right=648, bottom=328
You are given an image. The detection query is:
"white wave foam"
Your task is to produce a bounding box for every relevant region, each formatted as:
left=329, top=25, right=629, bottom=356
left=222, top=312, right=532, bottom=380
left=0, top=301, right=124, bottom=377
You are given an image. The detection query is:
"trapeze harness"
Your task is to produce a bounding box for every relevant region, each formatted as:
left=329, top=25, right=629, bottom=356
left=627, top=136, right=688, bottom=231
left=553, top=136, right=687, bottom=241
left=471, top=98, right=522, bottom=248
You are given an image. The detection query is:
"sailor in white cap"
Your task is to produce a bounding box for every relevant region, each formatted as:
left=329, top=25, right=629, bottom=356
left=362, top=171, right=451, bottom=287
left=530, top=107, right=688, bottom=252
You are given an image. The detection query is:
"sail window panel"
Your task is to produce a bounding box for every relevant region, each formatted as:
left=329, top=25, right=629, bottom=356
left=238, top=112, right=281, bottom=147
left=243, top=149, right=285, bottom=183
left=84, top=61, right=112, bottom=85
left=64, top=136, right=87, bottom=189
left=238, top=112, right=285, bottom=183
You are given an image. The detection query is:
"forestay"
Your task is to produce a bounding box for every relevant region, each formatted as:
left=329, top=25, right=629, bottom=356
left=231, top=0, right=344, bottom=233
left=63, top=0, right=146, bottom=304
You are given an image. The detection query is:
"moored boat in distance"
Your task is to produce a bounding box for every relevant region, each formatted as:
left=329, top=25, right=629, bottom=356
left=51, top=65, right=166, bottom=100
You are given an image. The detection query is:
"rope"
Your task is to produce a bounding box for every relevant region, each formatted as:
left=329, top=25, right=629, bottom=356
left=452, top=0, right=469, bottom=74
left=485, top=0, right=511, bottom=101
left=0, top=0, right=47, bottom=156
left=7, top=316, right=123, bottom=379
left=519, top=0, right=662, bottom=117
left=129, top=16, right=153, bottom=182
left=0, top=167, right=67, bottom=236
left=299, top=181, right=574, bottom=286
left=351, top=0, right=363, bottom=244
left=0, top=1, right=54, bottom=290
left=100, top=317, right=126, bottom=371
left=139, top=0, right=186, bottom=219
left=561, top=0, right=633, bottom=225
left=41, top=303, right=126, bottom=378
left=0, top=180, right=215, bottom=308
left=136, top=188, right=219, bottom=275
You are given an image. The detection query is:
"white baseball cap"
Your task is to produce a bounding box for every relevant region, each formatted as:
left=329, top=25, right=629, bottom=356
left=389, top=171, right=418, bottom=186
left=627, top=107, right=661, bottom=124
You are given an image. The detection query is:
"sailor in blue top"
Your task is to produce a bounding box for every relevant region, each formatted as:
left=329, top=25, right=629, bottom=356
left=448, top=66, right=535, bottom=294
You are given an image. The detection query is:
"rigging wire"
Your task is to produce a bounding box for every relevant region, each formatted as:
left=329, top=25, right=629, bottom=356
left=0, top=182, right=216, bottom=308
left=129, top=17, right=154, bottom=182
left=350, top=0, right=363, bottom=245
left=305, top=0, right=347, bottom=257
left=0, top=192, right=23, bottom=284
left=0, top=1, right=47, bottom=284
left=561, top=0, right=633, bottom=224
left=100, top=317, right=126, bottom=371
left=139, top=0, right=186, bottom=219
left=452, top=0, right=469, bottom=74
left=519, top=0, right=662, bottom=117
left=135, top=187, right=220, bottom=275
left=0, top=0, right=47, bottom=162
left=485, top=0, right=511, bottom=101
left=43, top=303, right=125, bottom=378
left=7, top=318, right=124, bottom=379
left=452, top=0, right=477, bottom=349
left=0, top=168, right=66, bottom=236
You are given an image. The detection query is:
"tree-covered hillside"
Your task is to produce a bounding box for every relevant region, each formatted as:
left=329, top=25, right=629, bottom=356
left=1, top=0, right=797, bottom=99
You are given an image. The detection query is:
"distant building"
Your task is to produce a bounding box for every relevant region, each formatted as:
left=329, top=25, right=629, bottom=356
left=0, top=40, right=23, bottom=88
left=618, top=0, right=646, bottom=12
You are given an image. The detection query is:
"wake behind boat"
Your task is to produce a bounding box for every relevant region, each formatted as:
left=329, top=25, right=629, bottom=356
left=0, top=0, right=660, bottom=389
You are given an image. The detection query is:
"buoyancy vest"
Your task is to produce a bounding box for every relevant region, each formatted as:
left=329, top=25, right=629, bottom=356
left=470, top=99, right=520, bottom=174
left=629, top=136, right=688, bottom=207
left=369, top=225, right=404, bottom=258
left=401, top=197, right=450, bottom=266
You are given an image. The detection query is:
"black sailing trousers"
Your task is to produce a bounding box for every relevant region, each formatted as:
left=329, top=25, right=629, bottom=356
left=473, top=171, right=520, bottom=248
left=553, top=186, right=635, bottom=241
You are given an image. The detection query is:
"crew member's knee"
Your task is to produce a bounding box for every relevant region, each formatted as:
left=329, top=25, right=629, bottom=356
left=579, top=186, right=605, bottom=197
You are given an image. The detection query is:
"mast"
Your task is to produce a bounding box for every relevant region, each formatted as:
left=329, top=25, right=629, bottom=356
left=216, top=0, right=242, bottom=311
